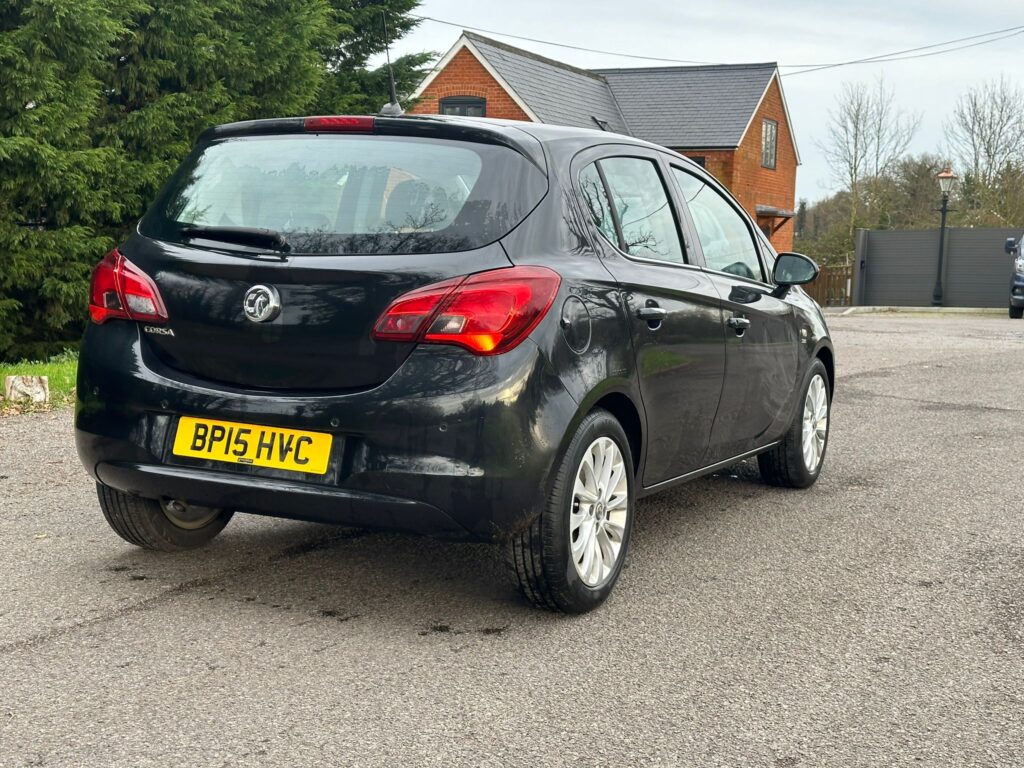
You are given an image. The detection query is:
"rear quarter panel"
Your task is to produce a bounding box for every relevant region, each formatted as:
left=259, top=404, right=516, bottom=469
left=499, top=138, right=646, bottom=479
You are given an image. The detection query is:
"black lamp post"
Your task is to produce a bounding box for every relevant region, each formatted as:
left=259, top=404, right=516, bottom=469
left=931, top=168, right=957, bottom=306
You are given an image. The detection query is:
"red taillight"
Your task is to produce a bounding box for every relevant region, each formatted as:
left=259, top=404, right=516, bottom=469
left=88, top=251, right=123, bottom=324
left=303, top=115, right=375, bottom=133
left=371, top=277, right=464, bottom=342
left=372, top=266, right=561, bottom=355
left=88, top=249, right=168, bottom=325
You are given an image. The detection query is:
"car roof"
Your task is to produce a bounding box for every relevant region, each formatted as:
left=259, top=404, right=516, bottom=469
left=412, top=113, right=668, bottom=150
left=203, top=113, right=691, bottom=175
left=207, top=112, right=665, bottom=149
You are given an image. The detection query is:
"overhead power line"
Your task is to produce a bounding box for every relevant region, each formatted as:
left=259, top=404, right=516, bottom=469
left=410, top=14, right=1024, bottom=75
left=785, top=25, right=1024, bottom=75
left=410, top=14, right=719, bottom=65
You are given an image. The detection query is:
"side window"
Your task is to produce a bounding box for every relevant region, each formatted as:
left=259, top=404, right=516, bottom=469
left=756, top=230, right=777, bottom=278
left=672, top=168, right=763, bottom=281
left=598, top=158, right=685, bottom=263
left=578, top=163, right=618, bottom=246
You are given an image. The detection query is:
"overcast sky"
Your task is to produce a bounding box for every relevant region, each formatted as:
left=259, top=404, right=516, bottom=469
left=381, top=0, right=1021, bottom=203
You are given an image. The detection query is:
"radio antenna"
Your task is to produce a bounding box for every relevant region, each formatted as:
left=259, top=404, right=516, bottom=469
left=378, top=12, right=404, bottom=117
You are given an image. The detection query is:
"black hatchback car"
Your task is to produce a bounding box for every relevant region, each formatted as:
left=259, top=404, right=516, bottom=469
left=1005, top=235, right=1024, bottom=319
left=76, top=114, right=834, bottom=613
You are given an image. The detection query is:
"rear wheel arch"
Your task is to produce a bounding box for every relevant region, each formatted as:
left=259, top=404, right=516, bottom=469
left=528, top=385, right=643, bottom=541
left=589, top=392, right=643, bottom=476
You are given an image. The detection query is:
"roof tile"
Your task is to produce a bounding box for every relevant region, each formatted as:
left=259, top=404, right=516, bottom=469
left=461, top=31, right=777, bottom=148
left=596, top=64, right=777, bottom=148
left=465, top=32, right=629, bottom=135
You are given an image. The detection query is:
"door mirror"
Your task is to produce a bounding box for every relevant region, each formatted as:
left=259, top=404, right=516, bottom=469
left=1006, top=237, right=1018, bottom=255
left=773, top=252, right=819, bottom=286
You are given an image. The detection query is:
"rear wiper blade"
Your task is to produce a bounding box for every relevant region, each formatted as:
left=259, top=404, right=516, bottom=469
left=180, top=225, right=291, bottom=252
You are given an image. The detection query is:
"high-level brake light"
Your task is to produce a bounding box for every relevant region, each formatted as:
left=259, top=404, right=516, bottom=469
left=303, top=116, right=376, bottom=133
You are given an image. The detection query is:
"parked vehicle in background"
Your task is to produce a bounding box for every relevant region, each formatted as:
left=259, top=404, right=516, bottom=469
left=75, top=114, right=834, bottom=613
left=1006, top=236, right=1024, bottom=319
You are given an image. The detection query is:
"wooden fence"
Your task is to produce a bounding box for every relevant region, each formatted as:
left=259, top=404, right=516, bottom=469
left=804, top=264, right=853, bottom=307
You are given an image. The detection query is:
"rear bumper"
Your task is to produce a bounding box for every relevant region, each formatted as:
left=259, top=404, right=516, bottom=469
left=93, top=461, right=469, bottom=537
left=75, top=323, right=578, bottom=541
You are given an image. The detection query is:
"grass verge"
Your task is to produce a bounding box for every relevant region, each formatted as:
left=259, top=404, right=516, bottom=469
left=0, top=349, right=78, bottom=415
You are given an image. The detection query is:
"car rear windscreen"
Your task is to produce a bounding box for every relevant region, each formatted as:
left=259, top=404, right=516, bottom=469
left=141, top=134, right=548, bottom=255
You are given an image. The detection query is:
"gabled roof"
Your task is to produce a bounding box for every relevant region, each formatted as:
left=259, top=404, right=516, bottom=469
left=413, top=32, right=629, bottom=134
left=462, top=32, right=630, bottom=135
left=595, top=63, right=778, bottom=150
left=412, top=32, right=799, bottom=162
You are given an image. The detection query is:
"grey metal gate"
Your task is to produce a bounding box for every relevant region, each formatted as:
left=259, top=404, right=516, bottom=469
left=852, top=227, right=1019, bottom=308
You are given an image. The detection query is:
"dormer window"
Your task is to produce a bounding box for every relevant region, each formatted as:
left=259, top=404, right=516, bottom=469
left=440, top=96, right=486, bottom=117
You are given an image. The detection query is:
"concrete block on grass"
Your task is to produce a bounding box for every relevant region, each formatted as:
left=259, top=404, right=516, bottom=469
left=4, top=375, right=49, bottom=404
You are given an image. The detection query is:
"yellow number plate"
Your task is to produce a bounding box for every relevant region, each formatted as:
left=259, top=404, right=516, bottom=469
left=172, top=417, right=332, bottom=475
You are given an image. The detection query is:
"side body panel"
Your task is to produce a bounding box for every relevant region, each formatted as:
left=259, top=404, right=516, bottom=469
left=701, top=275, right=800, bottom=462
left=561, top=144, right=726, bottom=485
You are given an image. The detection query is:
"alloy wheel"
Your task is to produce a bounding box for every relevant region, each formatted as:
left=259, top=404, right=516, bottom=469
left=802, top=374, right=828, bottom=472
left=569, top=437, right=629, bottom=587
left=161, top=500, right=221, bottom=531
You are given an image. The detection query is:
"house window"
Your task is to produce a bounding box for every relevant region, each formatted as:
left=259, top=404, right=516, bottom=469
left=761, top=119, right=778, bottom=169
left=688, top=156, right=706, bottom=168
left=440, top=96, right=486, bottom=117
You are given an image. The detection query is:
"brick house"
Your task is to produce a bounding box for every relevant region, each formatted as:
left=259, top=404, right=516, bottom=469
left=410, top=32, right=800, bottom=250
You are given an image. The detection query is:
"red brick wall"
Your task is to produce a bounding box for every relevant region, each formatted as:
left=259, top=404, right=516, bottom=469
left=681, top=151, right=735, bottom=189
left=728, top=78, right=798, bottom=251
left=409, top=46, right=532, bottom=121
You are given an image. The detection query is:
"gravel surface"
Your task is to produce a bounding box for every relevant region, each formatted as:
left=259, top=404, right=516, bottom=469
left=2, top=314, right=1023, bottom=767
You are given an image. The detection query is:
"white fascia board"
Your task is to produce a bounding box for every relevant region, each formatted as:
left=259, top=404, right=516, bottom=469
left=409, top=34, right=541, bottom=122
left=737, top=69, right=802, bottom=166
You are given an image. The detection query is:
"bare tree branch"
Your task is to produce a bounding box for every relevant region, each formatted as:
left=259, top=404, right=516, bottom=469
left=946, top=76, right=1024, bottom=188
left=817, top=77, right=920, bottom=235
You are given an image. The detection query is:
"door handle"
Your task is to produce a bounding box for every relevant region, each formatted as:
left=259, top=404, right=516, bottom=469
left=727, top=315, right=751, bottom=332
left=636, top=306, right=668, bottom=321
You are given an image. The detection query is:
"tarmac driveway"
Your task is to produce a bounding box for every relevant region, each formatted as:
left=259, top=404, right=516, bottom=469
left=1, top=313, right=1022, bottom=766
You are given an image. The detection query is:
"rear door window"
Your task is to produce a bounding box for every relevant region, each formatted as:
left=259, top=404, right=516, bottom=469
left=142, top=134, right=547, bottom=255
left=590, top=158, right=685, bottom=264
left=581, top=156, right=684, bottom=264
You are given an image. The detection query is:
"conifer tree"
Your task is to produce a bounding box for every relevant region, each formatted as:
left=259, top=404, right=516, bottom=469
left=0, top=0, right=126, bottom=359
left=96, top=0, right=334, bottom=216
left=0, top=0, right=427, bottom=360
left=315, top=0, right=433, bottom=115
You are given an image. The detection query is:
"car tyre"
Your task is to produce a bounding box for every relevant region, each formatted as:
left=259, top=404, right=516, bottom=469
left=97, top=483, right=233, bottom=551
left=1010, top=305, right=1023, bottom=319
left=758, top=358, right=830, bottom=489
left=507, top=409, right=635, bottom=613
